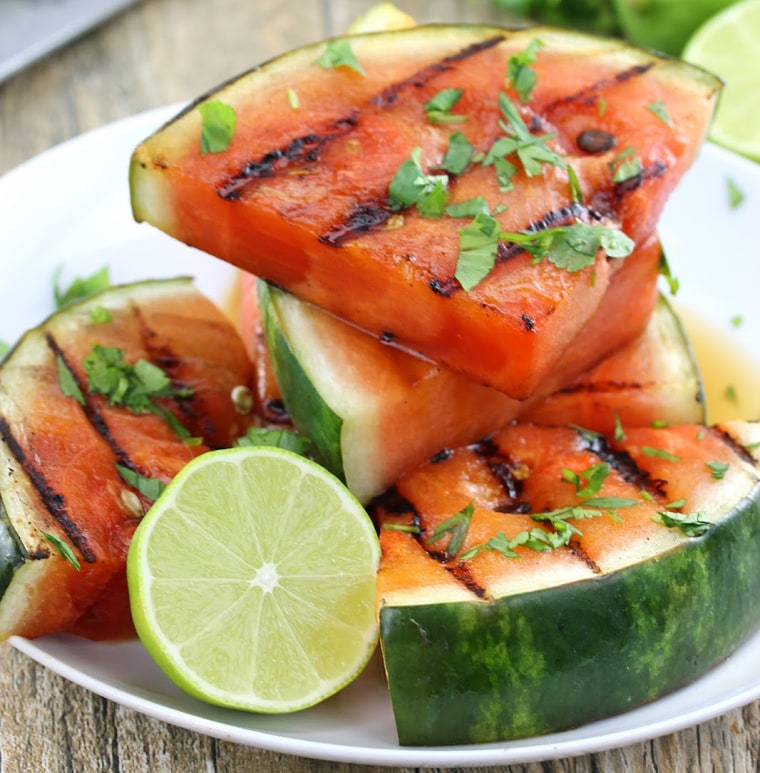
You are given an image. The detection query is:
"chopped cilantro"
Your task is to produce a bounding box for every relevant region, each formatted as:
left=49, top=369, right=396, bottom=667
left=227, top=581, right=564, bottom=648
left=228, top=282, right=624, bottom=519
left=561, top=462, right=610, bottom=498
left=641, top=445, right=681, bottom=462
left=730, top=314, right=744, bottom=328
left=424, top=88, right=467, bottom=124
left=426, top=501, right=474, bottom=558
left=57, top=355, right=85, bottom=405
left=287, top=88, right=300, bottom=110
left=316, top=39, right=366, bottom=76
left=89, top=305, right=112, bottom=324
left=609, top=147, right=642, bottom=183
left=652, top=510, right=711, bottom=537
left=724, top=384, right=739, bottom=403
left=235, top=426, right=311, bottom=455
left=198, top=100, right=236, bottom=155
left=42, top=532, right=80, bottom=571
left=387, top=147, right=449, bottom=217
left=116, top=464, right=166, bottom=504
left=439, top=131, right=475, bottom=175
left=82, top=345, right=193, bottom=439
left=382, top=523, right=421, bottom=534
left=0, top=340, right=9, bottom=359
left=657, top=248, right=680, bottom=295
left=646, top=100, right=672, bottom=127
left=506, top=38, right=543, bottom=103
left=727, top=177, right=745, bottom=210
left=597, top=97, right=607, bottom=116
left=613, top=411, right=626, bottom=442
left=454, top=213, right=501, bottom=291
left=53, top=265, right=111, bottom=309
left=445, top=196, right=492, bottom=219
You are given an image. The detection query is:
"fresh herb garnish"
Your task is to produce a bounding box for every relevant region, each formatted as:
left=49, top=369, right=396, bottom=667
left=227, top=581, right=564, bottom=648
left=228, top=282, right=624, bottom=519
left=287, top=88, right=300, bottom=110
left=83, top=345, right=193, bottom=439
left=53, top=265, right=111, bottom=309
left=42, top=532, right=80, bottom=571
left=561, top=462, right=609, bottom=498
left=57, top=355, right=85, bottom=405
left=388, top=147, right=449, bottom=217
left=730, top=314, right=744, bottom=328
left=0, top=340, right=8, bottom=359
left=316, top=39, right=366, bottom=76
left=506, top=38, right=543, bottom=103
left=657, top=248, right=680, bottom=295
left=724, top=384, right=739, bottom=403
left=383, top=523, right=422, bottom=534
left=727, top=177, right=745, bottom=210
left=89, top=305, right=112, bottom=324
left=426, top=501, right=474, bottom=558
left=445, top=196, right=492, bottom=219
left=424, top=88, right=467, bottom=125
left=439, top=131, right=475, bottom=175
left=646, top=100, right=672, bottom=127
left=613, top=411, right=626, bottom=442
left=116, top=464, right=166, bottom=503
left=641, top=445, right=681, bottom=462
left=198, top=100, right=236, bottom=155
left=609, top=147, right=642, bottom=183
left=653, top=510, right=712, bottom=537
left=705, top=460, right=730, bottom=480
left=235, top=426, right=312, bottom=455
left=454, top=213, right=502, bottom=291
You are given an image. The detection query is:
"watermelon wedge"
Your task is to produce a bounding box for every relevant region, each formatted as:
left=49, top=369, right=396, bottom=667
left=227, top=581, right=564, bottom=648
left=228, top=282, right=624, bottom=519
left=129, top=25, right=720, bottom=399
left=0, top=278, right=255, bottom=640
left=374, top=420, right=760, bottom=745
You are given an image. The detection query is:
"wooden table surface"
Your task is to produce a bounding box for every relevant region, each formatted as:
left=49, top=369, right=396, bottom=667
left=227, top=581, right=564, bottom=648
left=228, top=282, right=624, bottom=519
left=1, top=0, right=758, bottom=770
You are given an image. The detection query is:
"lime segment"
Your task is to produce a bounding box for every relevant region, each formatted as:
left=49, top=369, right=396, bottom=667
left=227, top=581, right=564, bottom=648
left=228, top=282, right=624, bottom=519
left=126, top=446, right=380, bottom=713
left=682, top=0, right=760, bottom=161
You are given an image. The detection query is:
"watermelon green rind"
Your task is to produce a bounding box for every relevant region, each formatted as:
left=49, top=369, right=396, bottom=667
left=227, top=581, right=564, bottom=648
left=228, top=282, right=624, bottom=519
left=257, top=281, right=345, bottom=480
left=380, top=475, right=760, bottom=746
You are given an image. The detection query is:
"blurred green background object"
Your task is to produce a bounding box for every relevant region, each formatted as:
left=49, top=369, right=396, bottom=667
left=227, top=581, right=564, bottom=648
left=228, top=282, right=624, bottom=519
left=493, top=0, right=739, bottom=54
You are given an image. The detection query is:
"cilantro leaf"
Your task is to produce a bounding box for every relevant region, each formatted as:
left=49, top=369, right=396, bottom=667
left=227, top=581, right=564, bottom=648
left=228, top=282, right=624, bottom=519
left=116, top=464, right=166, bottom=503
left=235, top=427, right=312, bottom=456
left=610, top=147, right=642, bottom=183
left=658, top=248, right=680, bottom=295
left=57, top=355, right=85, bottom=405
left=82, top=345, right=193, bottom=438
left=641, top=445, right=681, bottom=462
left=646, top=100, right=672, bottom=127
left=439, top=131, right=475, bottom=175
left=53, top=265, right=111, bottom=309
left=42, top=532, right=80, bottom=571
left=727, top=176, right=745, bottom=210
left=652, top=510, right=712, bottom=537
left=426, top=501, right=474, bottom=558
left=454, top=213, right=501, bottom=291
left=316, top=39, right=366, bottom=76
left=388, top=147, right=449, bottom=217
left=705, top=460, right=730, bottom=480
left=507, top=38, right=543, bottom=103
left=198, top=100, right=236, bottom=155
left=445, top=196, right=492, bottom=219
left=424, top=88, right=467, bottom=124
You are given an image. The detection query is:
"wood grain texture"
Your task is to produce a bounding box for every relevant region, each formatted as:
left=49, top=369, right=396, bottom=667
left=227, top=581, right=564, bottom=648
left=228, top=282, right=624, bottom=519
left=1, top=0, right=759, bottom=770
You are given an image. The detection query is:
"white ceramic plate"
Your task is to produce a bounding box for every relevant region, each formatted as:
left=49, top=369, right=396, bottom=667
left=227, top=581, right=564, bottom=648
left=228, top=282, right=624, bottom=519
left=1, top=106, right=759, bottom=768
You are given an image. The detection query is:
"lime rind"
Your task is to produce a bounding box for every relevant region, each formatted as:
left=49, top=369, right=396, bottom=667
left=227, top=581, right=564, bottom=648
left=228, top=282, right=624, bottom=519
left=682, top=0, right=760, bottom=161
left=127, top=446, right=380, bottom=713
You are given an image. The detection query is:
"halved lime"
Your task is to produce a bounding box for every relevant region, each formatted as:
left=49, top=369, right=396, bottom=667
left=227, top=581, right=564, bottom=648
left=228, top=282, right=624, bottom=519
left=682, top=0, right=760, bottom=161
left=126, top=446, right=380, bottom=713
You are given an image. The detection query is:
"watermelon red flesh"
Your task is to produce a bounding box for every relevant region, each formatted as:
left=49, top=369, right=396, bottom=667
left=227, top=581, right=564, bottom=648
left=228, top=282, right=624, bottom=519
left=130, top=25, right=719, bottom=399
left=0, top=279, right=256, bottom=640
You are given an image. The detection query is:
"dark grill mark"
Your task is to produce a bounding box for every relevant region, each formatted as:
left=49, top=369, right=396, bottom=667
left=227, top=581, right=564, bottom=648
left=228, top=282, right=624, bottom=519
left=369, top=35, right=505, bottom=108
left=710, top=425, right=760, bottom=467
left=579, top=429, right=667, bottom=498
left=444, top=560, right=488, bottom=599
left=612, top=159, right=668, bottom=198
left=319, top=202, right=392, bottom=247
left=45, top=333, right=136, bottom=472
left=0, top=417, right=96, bottom=563
left=430, top=448, right=453, bottom=464
left=568, top=540, right=603, bottom=574
left=543, top=62, right=655, bottom=112
left=521, top=314, right=535, bottom=332
left=219, top=118, right=358, bottom=201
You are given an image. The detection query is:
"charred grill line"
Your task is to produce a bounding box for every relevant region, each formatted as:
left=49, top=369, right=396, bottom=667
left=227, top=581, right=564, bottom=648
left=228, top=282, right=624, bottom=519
left=612, top=159, right=668, bottom=198
left=578, top=429, right=668, bottom=498
left=44, top=333, right=136, bottom=472
left=369, top=35, right=505, bottom=108
left=542, top=62, right=655, bottom=112
left=219, top=116, right=358, bottom=201
left=319, top=202, right=393, bottom=247
left=710, top=425, right=760, bottom=467
left=0, top=416, right=96, bottom=563
left=568, top=540, right=603, bottom=574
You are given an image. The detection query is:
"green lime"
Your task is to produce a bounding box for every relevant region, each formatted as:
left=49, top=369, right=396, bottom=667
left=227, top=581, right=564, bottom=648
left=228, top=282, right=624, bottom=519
left=683, top=0, right=760, bottom=162
left=612, top=0, right=738, bottom=55
left=126, top=446, right=380, bottom=713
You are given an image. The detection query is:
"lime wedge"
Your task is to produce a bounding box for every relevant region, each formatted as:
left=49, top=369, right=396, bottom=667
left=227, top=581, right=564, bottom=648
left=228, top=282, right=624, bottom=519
left=126, top=446, right=380, bottom=713
left=682, top=0, right=760, bottom=161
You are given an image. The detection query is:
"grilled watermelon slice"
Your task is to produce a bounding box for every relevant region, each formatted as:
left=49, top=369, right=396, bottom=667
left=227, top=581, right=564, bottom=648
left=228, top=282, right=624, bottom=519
left=0, top=278, right=255, bottom=640
left=373, top=420, right=760, bottom=745
left=255, top=269, right=703, bottom=502
left=129, top=24, right=720, bottom=399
